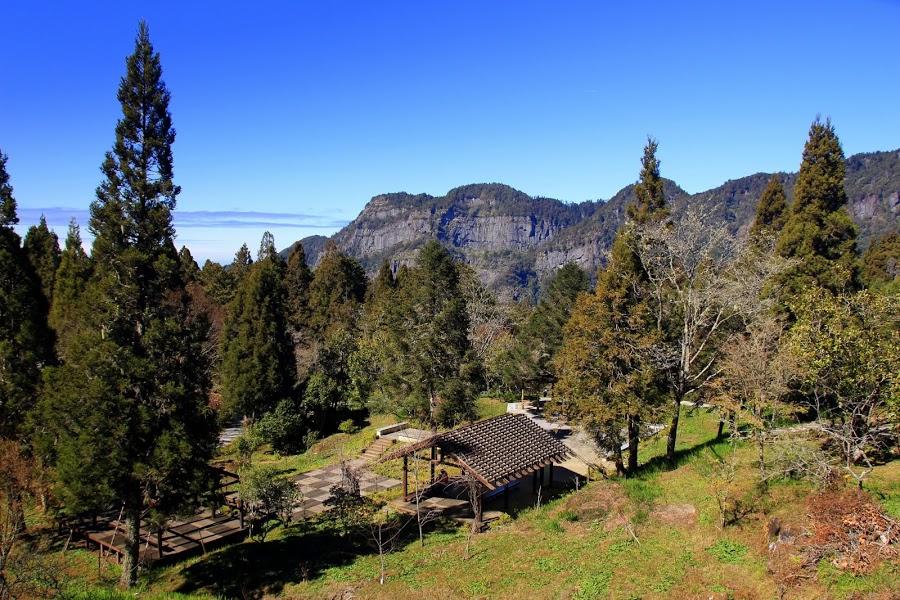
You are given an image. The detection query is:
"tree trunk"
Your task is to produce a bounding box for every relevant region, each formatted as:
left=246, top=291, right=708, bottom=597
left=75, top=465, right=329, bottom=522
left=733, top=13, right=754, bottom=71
left=627, top=415, right=640, bottom=475
left=716, top=418, right=725, bottom=439
left=119, top=503, right=141, bottom=588
left=757, top=433, right=767, bottom=484
left=613, top=446, right=626, bottom=477
left=666, top=397, right=681, bottom=464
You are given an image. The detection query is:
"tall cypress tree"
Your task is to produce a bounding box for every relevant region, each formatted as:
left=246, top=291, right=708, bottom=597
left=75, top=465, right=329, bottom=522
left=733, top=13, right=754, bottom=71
left=198, top=259, right=235, bottom=306
left=861, top=232, right=899, bottom=291
left=23, top=215, right=61, bottom=304
left=36, top=23, right=216, bottom=587
left=749, top=175, right=788, bottom=244
left=219, top=232, right=294, bottom=421
left=307, top=242, right=367, bottom=337
left=230, top=243, right=253, bottom=286
left=0, top=151, right=17, bottom=229
left=0, top=149, right=52, bottom=436
left=178, top=245, right=200, bottom=283
left=49, top=220, right=91, bottom=361
left=392, top=241, right=482, bottom=426
left=776, top=118, right=859, bottom=316
left=285, top=243, right=312, bottom=331
left=554, top=138, right=667, bottom=473
left=629, top=137, right=668, bottom=224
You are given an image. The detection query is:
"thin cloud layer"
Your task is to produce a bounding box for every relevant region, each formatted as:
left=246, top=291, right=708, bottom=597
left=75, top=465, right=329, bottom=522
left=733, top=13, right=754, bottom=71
left=18, top=207, right=348, bottom=230
left=15, top=207, right=347, bottom=263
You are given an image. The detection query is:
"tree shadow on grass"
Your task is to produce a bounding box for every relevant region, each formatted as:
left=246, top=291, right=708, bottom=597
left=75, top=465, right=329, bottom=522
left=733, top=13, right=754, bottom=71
left=169, top=514, right=458, bottom=598
left=636, top=434, right=729, bottom=478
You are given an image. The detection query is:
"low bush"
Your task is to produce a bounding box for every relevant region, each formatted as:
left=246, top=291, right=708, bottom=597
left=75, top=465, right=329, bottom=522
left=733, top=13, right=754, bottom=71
left=706, top=539, right=748, bottom=564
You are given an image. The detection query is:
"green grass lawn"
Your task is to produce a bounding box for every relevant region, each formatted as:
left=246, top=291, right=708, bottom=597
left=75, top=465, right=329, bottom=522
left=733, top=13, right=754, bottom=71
left=28, top=405, right=900, bottom=599
left=131, top=410, right=899, bottom=598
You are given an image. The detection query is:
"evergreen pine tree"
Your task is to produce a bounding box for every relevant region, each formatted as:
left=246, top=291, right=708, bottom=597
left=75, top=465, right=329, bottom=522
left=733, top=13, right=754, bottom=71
left=349, top=260, right=398, bottom=413
left=35, top=23, right=216, bottom=587
left=285, top=243, right=312, bottom=331
left=293, top=243, right=367, bottom=430
left=520, top=263, right=589, bottom=394
left=23, top=215, right=61, bottom=303
left=178, top=245, right=200, bottom=283
left=776, top=118, right=860, bottom=316
left=749, top=175, right=788, bottom=244
left=0, top=149, right=53, bottom=436
left=230, top=243, right=253, bottom=285
left=554, top=138, right=667, bottom=473
left=629, top=137, right=669, bottom=224
left=861, top=232, right=899, bottom=291
left=391, top=241, right=482, bottom=426
left=219, top=232, right=294, bottom=421
left=49, top=220, right=91, bottom=361
left=307, top=241, right=367, bottom=337
left=370, top=260, right=395, bottom=299
left=198, top=259, right=235, bottom=306
left=0, top=150, right=17, bottom=229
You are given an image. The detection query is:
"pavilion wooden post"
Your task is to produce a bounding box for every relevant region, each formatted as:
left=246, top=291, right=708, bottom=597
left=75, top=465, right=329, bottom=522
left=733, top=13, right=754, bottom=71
left=402, top=455, right=409, bottom=499
left=430, top=446, right=436, bottom=484
left=548, top=463, right=554, bottom=488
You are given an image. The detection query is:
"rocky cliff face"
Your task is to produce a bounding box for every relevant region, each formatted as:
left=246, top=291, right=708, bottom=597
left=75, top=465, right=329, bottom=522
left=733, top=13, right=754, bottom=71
left=284, top=150, right=900, bottom=300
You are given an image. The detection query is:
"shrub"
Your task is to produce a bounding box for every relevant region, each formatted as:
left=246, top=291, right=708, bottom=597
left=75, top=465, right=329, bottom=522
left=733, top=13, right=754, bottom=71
left=338, top=419, right=358, bottom=434
left=541, top=518, right=564, bottom=533
left=254, top=398, right=308, bottom=454
left=238, top=465, right=299, bottom=542
left=707, top=539, right=748, bottom=564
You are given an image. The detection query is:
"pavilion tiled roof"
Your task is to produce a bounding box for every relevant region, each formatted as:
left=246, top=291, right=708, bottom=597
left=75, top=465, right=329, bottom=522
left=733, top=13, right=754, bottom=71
left=380, top=413, right=571, bottom=489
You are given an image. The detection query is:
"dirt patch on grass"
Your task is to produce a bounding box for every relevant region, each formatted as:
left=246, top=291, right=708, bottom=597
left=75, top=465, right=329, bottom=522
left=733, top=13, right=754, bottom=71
left=651, top=503, right=698, bottom=526
left=562, top=481, right=628, bottom=522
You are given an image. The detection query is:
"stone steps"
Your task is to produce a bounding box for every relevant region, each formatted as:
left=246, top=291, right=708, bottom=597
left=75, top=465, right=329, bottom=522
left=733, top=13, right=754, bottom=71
left=361, top=437, right=395, bottom=461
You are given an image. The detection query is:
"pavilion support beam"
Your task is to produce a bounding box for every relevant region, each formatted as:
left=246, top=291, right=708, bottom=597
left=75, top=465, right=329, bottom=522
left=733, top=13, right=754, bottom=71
left=402, top=455, right=409, bottom=499
left=430, top=446, right=436, bottom=484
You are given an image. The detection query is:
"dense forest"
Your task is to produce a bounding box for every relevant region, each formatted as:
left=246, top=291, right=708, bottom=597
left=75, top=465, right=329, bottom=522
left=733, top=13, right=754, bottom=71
left=0, top=22, right=897, bottom=599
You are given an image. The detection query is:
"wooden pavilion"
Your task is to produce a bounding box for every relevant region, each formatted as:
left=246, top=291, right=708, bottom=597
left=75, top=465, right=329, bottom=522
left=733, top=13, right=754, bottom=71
left=379, top=413, right=572, bottom=511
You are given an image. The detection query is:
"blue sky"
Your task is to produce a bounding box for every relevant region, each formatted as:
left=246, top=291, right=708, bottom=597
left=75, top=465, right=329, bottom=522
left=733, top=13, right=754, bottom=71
left=2, top=1, right=898, bottom=262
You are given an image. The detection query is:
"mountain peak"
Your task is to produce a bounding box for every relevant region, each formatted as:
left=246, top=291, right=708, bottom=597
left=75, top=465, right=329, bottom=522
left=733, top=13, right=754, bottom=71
left=286, top=150, right=898, bottom=299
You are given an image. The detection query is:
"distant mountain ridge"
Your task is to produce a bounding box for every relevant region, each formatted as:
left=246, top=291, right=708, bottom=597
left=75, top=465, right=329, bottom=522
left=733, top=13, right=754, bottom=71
left=283, top=149, right=900, bottom=299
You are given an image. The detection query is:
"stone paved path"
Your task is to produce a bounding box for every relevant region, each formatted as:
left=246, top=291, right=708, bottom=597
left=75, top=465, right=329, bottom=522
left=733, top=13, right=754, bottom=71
left=290, top=460, right=401, bottom=519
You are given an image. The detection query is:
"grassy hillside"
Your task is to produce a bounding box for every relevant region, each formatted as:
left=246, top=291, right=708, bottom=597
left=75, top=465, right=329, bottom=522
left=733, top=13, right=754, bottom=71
left=45, top=408, right=897, bottom=599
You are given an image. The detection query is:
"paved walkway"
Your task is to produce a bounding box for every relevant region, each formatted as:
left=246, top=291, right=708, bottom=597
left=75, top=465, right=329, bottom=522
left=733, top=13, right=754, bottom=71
left=290, top=460, right=401, bottom=519
left=380, top=427, right=433, bottom=442
left=218, top=423, right=244, bottom=447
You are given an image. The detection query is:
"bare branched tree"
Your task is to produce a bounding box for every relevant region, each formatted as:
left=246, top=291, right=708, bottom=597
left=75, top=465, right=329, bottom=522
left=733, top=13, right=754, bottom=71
left=461, top=471, right=482, bottom=560
left=409, top=452, right=440, bottom=547
left=368, top=508, right=414, bottom=585
left=711, top=316, right=800, bottom=482
left=459, top=264, right=510, bottom=361
left=0, top=440, right=34, bottom=600
left=632, top=207, right=790, bottom=462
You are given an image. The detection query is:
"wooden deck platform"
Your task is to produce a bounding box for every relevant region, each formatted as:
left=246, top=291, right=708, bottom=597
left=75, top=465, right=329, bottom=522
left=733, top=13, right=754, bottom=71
left=83, top=509, right=247, bottom=565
